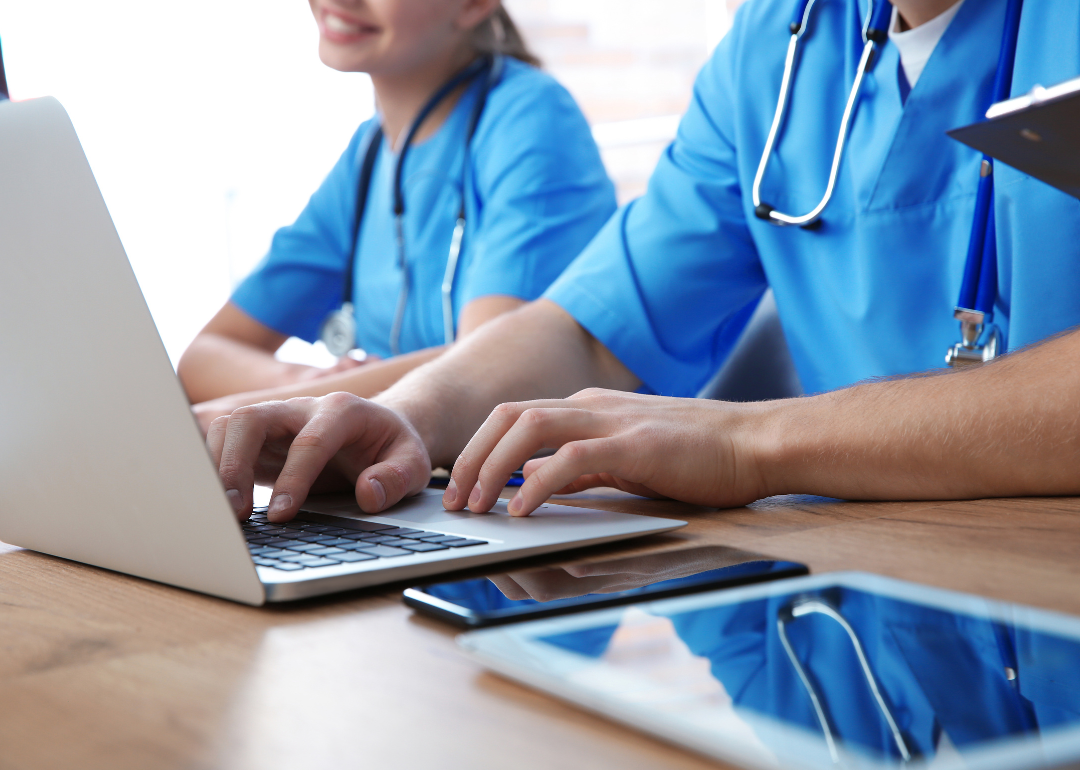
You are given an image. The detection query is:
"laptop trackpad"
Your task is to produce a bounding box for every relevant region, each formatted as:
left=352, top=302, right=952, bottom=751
left=300, top=488, right=495, bottom=526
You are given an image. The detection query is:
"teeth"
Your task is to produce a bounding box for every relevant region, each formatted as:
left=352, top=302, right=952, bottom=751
left=325, top=14, right=362, bottom=34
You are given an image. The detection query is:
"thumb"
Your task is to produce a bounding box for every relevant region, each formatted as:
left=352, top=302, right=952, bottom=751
left=354, top=429, right=431, bottom=512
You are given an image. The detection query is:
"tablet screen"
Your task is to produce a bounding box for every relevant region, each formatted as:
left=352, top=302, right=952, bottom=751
left=461, top=574, right=1080, bottom=770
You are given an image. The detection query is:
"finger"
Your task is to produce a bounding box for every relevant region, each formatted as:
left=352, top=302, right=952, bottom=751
left=217, top=407, right=276, bottom=520
left=486, top=573, right=531, bottom=601
left=353, top=425, right=430, bottom=513
left=524, top=457, right=611, bottom=495
left=507, top=438, right=623, bottom=516
left=445, top=399, right=574, bottom=510
left=267, top=401, right=366, bottom=521
left=471, top=407, right=608, bottom=513
left=206, top=415, right=230, bottom=469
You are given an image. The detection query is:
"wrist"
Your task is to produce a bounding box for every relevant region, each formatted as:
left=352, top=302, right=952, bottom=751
left=737, top=396, right=820, bottom=499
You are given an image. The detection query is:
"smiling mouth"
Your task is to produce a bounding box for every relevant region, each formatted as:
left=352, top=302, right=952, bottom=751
left=322, top=10, right=379, bottom=39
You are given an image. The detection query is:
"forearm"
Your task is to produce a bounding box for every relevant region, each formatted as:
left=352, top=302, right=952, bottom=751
left=205, top=346, right=445, bottom=406
left=375, top=300, right=640, bottom=467
left=178, top=333, right=308, bottom=403
left=758, top=329, right=1080, bottom=500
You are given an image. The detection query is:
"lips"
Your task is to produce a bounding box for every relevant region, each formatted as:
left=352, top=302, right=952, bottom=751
left=319, top=8, right=380, bottom=42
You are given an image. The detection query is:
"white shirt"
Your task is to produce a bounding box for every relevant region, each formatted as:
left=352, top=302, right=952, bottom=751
left=889, top=0, right=966, bottom=88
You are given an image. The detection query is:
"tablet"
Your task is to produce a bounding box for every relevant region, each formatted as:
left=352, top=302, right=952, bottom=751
left=949, top=75, right=1080, bottom=199
left=404, top=545, right=808, bottom=627
left=459, top=572, right=1080, bottom=770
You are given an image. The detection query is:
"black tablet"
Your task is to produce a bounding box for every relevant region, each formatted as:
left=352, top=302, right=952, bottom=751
left=949, top=75, right=1080, bottom=199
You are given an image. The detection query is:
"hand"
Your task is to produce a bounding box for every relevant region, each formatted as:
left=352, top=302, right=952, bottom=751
left=206, top=393, right=431, bottom=522
left=194, top=397, right=241, bottom=436
left=442, top=389, right=771, bottom=517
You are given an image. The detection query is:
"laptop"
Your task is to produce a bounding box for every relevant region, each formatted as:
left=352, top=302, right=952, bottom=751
left=0, top=96, right=685, bottom=605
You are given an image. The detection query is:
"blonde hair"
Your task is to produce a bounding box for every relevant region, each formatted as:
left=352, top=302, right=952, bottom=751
left=470, top=5, right=541, bottom=67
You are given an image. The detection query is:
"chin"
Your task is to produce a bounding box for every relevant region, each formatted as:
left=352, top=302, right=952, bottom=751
left=317, top=41, right=373, bottom=73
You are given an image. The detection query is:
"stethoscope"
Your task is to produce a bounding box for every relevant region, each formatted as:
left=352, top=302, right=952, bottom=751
left=752, top=0, right=1024, bottom=367
left=778, top=597, right=913, bottom=765
left=0, top=35, right=9, bottom=101
left=320, top=54, right=504, bottom=358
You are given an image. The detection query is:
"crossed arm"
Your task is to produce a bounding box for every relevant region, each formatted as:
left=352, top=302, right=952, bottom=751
left=207, top=299, right=1080, bottom=523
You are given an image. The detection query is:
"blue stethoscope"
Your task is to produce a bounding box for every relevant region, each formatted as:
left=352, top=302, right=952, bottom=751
left=320, top=54, right=504, bottom=357
left=752, top=0, right=1024, bottom=366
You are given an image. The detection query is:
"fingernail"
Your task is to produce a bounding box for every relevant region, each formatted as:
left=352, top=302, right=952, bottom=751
left=370, top=477, right=386, bottom=509
left=225, top=488, right=243, bottom=515
left=469, top=483, right=482, bottom=508
left=268, top=493, right=292, bottom=521
left=508, top=494, right=523, bottom=515
left=443, top=478, right=457, bottom=506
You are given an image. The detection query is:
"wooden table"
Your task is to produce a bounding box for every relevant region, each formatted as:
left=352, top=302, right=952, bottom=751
left=2, top=491, right=1079, bottom=770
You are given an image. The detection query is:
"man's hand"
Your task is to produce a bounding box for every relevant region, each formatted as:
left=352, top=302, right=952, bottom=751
left=206, top=393, right=431, bottom=522
left=442, top=389, right=772, bottom=517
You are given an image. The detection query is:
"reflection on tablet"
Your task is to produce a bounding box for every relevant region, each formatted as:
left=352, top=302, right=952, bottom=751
left=407, top=546, right=808, bottom=627
left=462, top=574, right=1080, bottom=770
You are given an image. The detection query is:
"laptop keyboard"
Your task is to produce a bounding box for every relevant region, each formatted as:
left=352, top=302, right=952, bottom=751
left=243, top=506, right=488, bottom=572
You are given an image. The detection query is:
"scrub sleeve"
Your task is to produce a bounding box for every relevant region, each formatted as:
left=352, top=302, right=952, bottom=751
left=231, top=59, right=616, bottom=357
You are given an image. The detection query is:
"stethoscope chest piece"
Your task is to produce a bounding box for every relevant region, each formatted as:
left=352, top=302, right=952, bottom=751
left=321, top=302, right=357, bottom=358
left=946, top=309, right=1001, bottom=367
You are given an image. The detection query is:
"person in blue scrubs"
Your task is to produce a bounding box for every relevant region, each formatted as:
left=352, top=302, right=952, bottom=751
left=178, top=0, right=614, bottom=432
left=202, top=0, right=1080, bottom=523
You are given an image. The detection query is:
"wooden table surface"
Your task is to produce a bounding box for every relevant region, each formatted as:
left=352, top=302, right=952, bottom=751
left=2, top=490, right=1079, bottom=770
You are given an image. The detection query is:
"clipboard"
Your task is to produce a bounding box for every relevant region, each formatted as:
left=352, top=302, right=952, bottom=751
left=948, top=75, right=1080, bottom=199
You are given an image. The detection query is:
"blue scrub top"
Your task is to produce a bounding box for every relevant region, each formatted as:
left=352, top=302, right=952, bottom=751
left=232, top=58, right=616, bottom=358
left=545, top=0, right=1080, bottom=396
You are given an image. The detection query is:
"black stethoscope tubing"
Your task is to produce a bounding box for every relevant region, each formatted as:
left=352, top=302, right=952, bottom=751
left=325, top=54, right=503, bottom=356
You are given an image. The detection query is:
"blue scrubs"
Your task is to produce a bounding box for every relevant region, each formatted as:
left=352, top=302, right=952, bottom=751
left=232, top=58, right=615, bottom=358
left=545, top=0, right=1080, bottom=396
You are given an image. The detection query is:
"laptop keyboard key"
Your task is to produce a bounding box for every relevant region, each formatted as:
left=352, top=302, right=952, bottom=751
left=355, top=545, right=412, bottom=558
left=284, top=543, right=325, bottom=553
left=445, top=539, right=487, bottom=548
left=336, top=552, right=378, bottom=563
left=377, top=527, right=425, bottom=537
left=309, top=547, right=346, bottom=556
left=269, top=562, right=305, bottom=571
left=299, top=557, right=341, bottom=568
left=399, top=542, right=450, bottom=552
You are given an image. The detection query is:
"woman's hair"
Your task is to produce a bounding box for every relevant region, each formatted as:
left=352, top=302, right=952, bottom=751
left=470, top=5, right=541, bottom=67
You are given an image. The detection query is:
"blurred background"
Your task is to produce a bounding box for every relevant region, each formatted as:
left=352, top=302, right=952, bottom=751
left=0, top=0, right=746, bottom=367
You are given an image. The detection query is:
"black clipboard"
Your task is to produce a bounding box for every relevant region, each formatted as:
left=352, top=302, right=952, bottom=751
left=948, top=75, right=1080, bottom=199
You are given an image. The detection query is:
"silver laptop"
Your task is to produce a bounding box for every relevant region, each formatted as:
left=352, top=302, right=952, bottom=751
left=0, top=97, right=685, bottom=605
